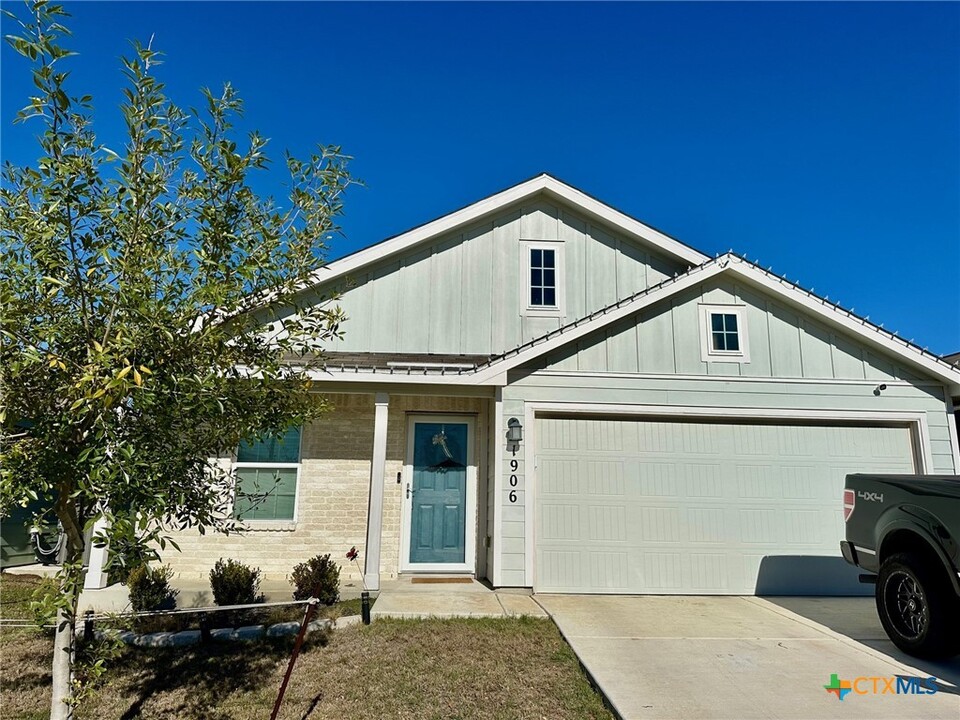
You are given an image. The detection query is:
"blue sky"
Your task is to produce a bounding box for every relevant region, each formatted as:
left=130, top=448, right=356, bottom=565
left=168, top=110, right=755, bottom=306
left=2, top=1, right=958, bottom=353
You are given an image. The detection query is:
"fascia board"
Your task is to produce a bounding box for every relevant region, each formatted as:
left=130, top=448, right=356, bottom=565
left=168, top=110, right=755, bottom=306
left=470, top=255, right=960, bottom=392
left=303, top=175, right=706, bottom=294
left=539, top=177, right=707, bottom=265
left=304, top=369, right=491, bottom=385
left=725, top=261, right=960, bottom=392
left=470, top=261, right=726, bottom=383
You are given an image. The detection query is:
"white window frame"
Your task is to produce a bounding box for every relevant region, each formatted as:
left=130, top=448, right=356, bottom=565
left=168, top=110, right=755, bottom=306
left=699, top=303, right=750, bottom=363
left=520, top=240, right=565, bottom=318
left=232, top=429, right=303, bottom=526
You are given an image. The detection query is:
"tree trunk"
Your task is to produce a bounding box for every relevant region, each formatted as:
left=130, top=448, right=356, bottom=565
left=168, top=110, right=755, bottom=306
left=50, top=604, right=75, bottom=720
left=49, top=501, right=83, bottom=720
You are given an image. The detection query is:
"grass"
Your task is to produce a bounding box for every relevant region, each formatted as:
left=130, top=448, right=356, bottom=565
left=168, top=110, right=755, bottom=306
left=0, top=572, right=45, bottom=621
left=1, top=573, right=612, bottom=719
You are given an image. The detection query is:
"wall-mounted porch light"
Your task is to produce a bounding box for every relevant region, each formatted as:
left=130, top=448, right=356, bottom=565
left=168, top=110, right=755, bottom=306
left=506, top=417, right=523, bottom=454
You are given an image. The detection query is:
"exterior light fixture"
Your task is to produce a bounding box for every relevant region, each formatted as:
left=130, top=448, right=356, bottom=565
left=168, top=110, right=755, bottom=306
left=506, top=418, right=523, bottom=454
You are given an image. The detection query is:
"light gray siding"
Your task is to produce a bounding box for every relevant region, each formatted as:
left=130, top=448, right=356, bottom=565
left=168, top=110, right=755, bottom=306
left=490, top=275, right=958, bottom=588
left=493, top=375, right=957, bottom=587
left=499, top=395, right=527, bottom=587
left=538, top=277, right=938, bottom=384
left=299, top=196, right=686, bottom=356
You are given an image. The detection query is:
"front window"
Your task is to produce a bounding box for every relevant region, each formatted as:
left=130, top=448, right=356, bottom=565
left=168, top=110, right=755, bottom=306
left=530, top=247, right=557, bottom=307
left=233, top=426, right=301, bottom=521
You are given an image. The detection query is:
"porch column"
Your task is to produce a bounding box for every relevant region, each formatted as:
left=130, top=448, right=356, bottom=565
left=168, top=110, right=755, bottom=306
left=363, top=392, right=389, bottom=591
left=83, top=513, right=110, bottom=590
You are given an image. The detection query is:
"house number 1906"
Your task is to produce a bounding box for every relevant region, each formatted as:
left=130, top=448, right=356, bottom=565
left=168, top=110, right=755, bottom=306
left=508, top=459, right=519, bottom=502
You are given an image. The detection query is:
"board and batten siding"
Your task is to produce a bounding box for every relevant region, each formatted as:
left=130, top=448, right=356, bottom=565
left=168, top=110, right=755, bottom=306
left=539, top=277, right=935, bottom=383
left=497, top=394, right=528, bottom=587
left=296, top=197, right=686, bottom=357
left=493, top=375, right=956, bottom=588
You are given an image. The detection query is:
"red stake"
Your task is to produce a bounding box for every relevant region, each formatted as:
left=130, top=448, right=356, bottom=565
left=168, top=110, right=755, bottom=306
left=270, top=598, right=318, bottom=720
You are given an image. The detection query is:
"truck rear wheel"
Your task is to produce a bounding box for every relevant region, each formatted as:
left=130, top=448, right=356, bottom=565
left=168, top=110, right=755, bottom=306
left=875, top=552, right=959, bottom=659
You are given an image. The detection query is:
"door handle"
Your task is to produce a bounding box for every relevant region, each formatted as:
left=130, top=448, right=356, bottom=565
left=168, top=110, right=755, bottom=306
left=406, top=483, right=411, bottom=499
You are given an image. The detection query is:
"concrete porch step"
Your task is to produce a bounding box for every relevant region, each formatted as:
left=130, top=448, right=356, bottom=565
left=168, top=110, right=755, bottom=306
left=371, top=579, right=547, bottom=619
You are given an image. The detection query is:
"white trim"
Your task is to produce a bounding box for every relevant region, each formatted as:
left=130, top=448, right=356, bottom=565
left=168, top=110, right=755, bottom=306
left=399, top=414, right=478, bottom=575
left=83, top=514, right=111, bottom=590
left=524, top=401, right=536, bottom=587
left=699, top=303, right=751, bottom=364
left=386, top=362, right=477, bottom=370
left=946, top=399, right=960, bottom=473
left=363, top=392, right=389, bottom=591
left=470, top=256, right=960, bottom=391
left=472, top=261, right=725, bottom=383
left=520, top=240, right=566, bottom=318
left=914, top=415, right=936, bottom=476
left=302, top=174, right=706, bottom=293
left=532, top=370, right=944, bottom=387
left=852, top=544, right=877, bottom=556
left=233, top=463, right=300, bottom=468
left=538, top=178, right=708, bottom=265
left=303, top=368, right=503, bottom=386
left=725, top=259, right=960, bottom=390
left=492, top=390, right=504, bottom=586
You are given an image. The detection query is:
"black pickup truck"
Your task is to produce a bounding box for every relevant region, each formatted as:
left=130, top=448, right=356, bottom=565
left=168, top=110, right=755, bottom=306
left=841, top=473, right=960, bottom=658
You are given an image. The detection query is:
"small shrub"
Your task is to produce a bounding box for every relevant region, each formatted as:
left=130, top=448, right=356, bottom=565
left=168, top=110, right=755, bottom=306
left=290, top=553, right=340, bottom=605
left=127, top=564, right=178, bottom=612
left=209, top=558, right=263, bottom=606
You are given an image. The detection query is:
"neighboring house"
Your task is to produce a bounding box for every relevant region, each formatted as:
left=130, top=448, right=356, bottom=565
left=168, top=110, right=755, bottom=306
left=155, top=173, right=960, bottom=596
left=1, top=502, right=42, bottom=569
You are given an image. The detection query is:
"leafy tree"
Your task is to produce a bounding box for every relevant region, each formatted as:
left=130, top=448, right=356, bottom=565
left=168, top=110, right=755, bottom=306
left=0, top=2, right=351, bottom=716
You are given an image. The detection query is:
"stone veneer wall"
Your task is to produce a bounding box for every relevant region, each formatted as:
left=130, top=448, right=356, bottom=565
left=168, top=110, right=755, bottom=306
left=160, top=392, right=488, bottom=589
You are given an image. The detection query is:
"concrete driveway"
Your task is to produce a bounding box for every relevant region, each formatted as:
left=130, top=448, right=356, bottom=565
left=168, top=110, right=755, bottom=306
left=536, top=595, right=960, bottom=720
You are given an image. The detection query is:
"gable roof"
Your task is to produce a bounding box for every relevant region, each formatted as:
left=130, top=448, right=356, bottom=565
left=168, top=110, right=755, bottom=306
left=301, top=252, right=960, bottom=393
left=469, top=253, right=960, bottom=390
left=303, top=173, right=708, bottom=292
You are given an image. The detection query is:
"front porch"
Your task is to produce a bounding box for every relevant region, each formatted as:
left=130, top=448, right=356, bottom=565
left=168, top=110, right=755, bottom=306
left=160, top=386, right=499, bottom=592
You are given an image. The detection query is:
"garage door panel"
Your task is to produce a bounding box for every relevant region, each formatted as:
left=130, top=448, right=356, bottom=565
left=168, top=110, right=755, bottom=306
left=535, top=418, right=917, bottom=594
left=540, top=459, right=578, bottom=494
left=540, top=503, right=579, bottom=541
left=637, top=551, right=684, bottom=589
left=590, top=551, right=629, bottom=590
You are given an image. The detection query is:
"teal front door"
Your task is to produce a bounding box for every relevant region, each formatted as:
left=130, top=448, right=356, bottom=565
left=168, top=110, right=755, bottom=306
left=409, top=421, right=468, bottom=565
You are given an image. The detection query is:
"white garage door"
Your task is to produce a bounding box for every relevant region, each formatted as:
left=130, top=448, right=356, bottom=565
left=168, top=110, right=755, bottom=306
left=534, top=417, right=917, bottom=595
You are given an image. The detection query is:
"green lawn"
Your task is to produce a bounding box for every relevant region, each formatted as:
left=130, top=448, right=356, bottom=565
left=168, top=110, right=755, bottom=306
left=1, top=573, right=612, bottom=719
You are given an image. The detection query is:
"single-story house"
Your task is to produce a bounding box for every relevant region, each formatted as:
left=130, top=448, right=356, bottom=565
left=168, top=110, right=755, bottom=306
left=150, top=173, right=960, bottom=596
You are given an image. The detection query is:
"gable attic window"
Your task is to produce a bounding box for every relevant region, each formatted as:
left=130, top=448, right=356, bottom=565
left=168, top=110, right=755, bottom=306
left=521, top=241, right=565, bottom=317
left=530, top=248, right=556, bottom=307
left=233, top=426, right=302, bottom=522
left=699, top=304, right=750, bottom=363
